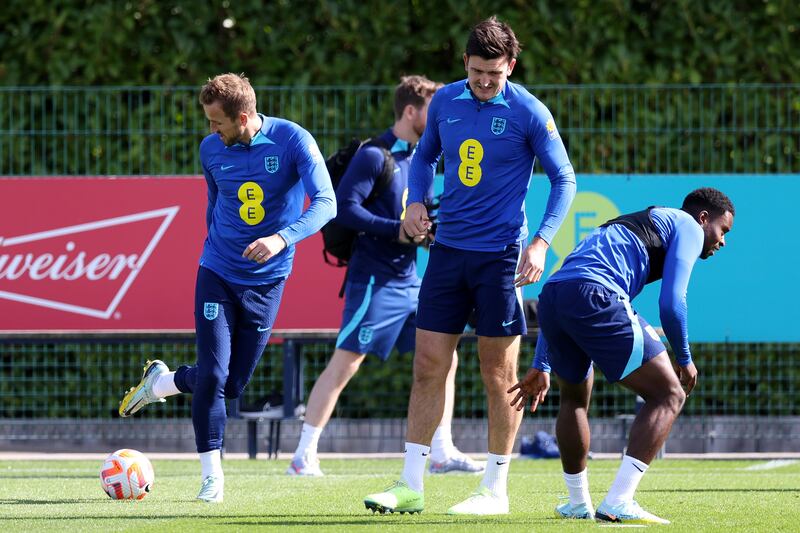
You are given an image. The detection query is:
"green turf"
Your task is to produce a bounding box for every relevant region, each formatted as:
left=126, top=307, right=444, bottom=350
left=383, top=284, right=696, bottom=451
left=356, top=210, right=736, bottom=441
left=1, top=458, right=798, bottom=531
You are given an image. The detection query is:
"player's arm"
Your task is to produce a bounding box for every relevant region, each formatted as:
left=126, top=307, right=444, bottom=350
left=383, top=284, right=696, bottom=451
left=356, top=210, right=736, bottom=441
left=334, top=147, right=408, bottom=242
left=659, top=218, right=704, bottom=393
left=200, top=146, right=218, bottom=232
left=403, top=93, right=442, bottom=238
left=277, top=133, right=337, bottom=246
left=515, top=105, right=576, bottom=287
left=244, top=134, right=336, bottom=264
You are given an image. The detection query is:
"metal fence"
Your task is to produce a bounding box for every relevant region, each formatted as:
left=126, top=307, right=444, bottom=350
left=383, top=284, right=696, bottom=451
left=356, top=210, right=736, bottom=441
left=1, top=84, right=798, bottom=454
left=0, top=84, right=798, bottom=175
left=0, top=334, right=797, bottom=454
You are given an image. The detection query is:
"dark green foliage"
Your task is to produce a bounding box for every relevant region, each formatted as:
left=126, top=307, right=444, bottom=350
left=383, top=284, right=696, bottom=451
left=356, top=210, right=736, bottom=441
left=1, top=1, right=798, bottom=86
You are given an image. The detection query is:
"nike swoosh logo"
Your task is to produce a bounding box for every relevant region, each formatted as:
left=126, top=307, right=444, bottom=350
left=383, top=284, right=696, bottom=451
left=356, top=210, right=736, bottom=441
left=632, top=463, right=644, bottom=473
left=501, top=319, right=517, bottom=327
left=446, top=117, right=461, bottom=124
left=422, top=453, right=429, bottom=456
left=257, top=326, right=271, bottom=332
left=496, top=461, right=507, bottom=465
left=221, top=164, right=235, bottom=170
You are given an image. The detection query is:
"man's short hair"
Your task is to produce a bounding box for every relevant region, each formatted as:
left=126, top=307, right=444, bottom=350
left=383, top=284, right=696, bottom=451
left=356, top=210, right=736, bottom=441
left=465, top=16, right=521, bottom=61
left=394, top=75, right=439, bottom=120
left=198, top=73, right=257, bottom=120
left=682, top=187, right=736, bottom=218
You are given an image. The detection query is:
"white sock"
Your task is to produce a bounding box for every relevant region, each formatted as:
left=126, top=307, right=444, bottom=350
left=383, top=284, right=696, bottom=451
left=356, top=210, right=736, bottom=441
left=199, top=449, right=223, bottom=479
left=605, top=455, right=648, bottom=506
left=400, top=442, right=430, bottom=493
left=564, top=469, right=592, bottom=507
left=294, top=423, right=323, bottom=460
left=480, top=453, right=511, bottom=498
left=430, top=425, right=455, bottom=462
left=152, top=372, right=180, bottom=398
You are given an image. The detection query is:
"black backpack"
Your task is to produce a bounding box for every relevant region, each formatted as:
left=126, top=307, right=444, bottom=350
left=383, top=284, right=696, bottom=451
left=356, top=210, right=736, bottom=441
left=321, top=137, right=395, bottom=267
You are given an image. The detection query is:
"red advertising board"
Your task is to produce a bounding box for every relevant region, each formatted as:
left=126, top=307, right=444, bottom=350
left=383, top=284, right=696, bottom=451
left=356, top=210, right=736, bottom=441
left=0, top=177, right=345, bottom=332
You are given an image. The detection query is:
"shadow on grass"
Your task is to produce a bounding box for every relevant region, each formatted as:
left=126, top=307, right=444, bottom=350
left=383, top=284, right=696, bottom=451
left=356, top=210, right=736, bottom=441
left=0, top=499, right=103, bottom=505
left=220, top=515, right=555, bottom=527
left=639, top=488, right=799, bottom=493
left=0, top=475, right=97, bottom=479
left=0, top=513, right=555, bottom=526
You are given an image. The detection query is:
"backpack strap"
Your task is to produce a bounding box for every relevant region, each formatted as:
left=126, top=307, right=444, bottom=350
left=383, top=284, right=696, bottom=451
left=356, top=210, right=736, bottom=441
left=362, top=138, right=395, bottom=205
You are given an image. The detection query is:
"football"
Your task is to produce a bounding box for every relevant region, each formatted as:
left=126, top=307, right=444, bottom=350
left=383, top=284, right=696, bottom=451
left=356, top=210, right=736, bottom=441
left=100, top=449, right=154, bottom=500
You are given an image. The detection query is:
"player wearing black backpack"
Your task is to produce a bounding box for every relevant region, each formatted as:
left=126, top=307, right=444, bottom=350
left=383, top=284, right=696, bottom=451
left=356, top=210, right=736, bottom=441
left=288, top=76, right=485, bottom=477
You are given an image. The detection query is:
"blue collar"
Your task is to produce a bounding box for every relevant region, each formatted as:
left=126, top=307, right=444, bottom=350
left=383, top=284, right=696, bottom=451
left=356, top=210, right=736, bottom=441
left=231, top=113, right=275, bottom=147
left=390, top=138, right=411, bottom=154
left=453, top=81, right=510, bottom=108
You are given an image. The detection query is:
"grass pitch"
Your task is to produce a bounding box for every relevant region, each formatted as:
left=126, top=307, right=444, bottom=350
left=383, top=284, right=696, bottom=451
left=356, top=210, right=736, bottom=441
left=1, top=457, right=798, bottom=532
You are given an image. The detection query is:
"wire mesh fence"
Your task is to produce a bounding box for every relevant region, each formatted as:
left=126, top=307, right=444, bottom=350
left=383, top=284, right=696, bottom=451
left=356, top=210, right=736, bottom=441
left=0, top=335, right=797, bottom=453
left=0, top=84, right=798, bottom=175
left=1, top=84, right=798, bottom=453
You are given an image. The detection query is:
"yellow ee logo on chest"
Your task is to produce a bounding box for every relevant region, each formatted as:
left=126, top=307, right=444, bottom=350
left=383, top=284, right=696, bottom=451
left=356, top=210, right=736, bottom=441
left=458, top=139, right=484, bottom=187
left=238, top=181, right=265, bottom=225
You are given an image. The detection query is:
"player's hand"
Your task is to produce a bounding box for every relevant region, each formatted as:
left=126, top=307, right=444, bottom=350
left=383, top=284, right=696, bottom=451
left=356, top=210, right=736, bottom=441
left=243, top=234, right=287, bottom=264
left=508, top=367, right=550, bottom=413
left=675, top=360, right=698, bottom=396
left=514, top=237, right=549, bottom=287
left=398, top=225, right=427, bottom=245
left=402, top=202, right=431, bottom=240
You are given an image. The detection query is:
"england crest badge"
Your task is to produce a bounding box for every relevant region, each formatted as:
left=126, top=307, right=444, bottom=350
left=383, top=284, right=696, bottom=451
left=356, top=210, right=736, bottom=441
left=491, top=117, right=506, bottom=135
left=264, top=156, right=279, bottom=173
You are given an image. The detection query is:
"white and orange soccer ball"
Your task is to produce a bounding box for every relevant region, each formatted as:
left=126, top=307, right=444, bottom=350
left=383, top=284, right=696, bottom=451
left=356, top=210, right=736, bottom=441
left=100, top=449, right=154, bottom=500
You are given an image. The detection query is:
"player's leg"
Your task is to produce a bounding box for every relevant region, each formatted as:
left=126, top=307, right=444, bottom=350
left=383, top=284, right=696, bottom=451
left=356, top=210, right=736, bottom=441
left=303, top=348, right=365, bottom=429
left=594, top=350, right=677, bottom=524
left=293, top=279, right=416, bottom=476
left=391, top=279, right=483, bottom=474
left=118, top=358, right=173, bottom=417
left=118, top=267, right=202, bottom=417
left=534, top=282, right=595, bottom=519
left=582, top=305, right=675, bottom=524
left=172, top=267, right=237, bottom=503
left=428, top=350, right=486, bottom=474
left=290, top=277, right=372, bottom=475
left=288, top=347, right=365, bottom=475
left=364, top=328, right=460, bottom=514
left=447, top=242, right=525, bottom=515
left=364, top=244, right=471, bottom=514
left=444, top=335, right=520, bottom=515
left=553, top=371, right=595, bottom=519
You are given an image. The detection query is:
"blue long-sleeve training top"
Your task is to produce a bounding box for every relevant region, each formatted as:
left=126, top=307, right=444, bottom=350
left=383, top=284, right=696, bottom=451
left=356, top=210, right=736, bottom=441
left=539, top=207, right=704, bottom=366
left=334, top=128, right=430, bottom=287
left=199, top=113, right=336, bottom=285
left=407, top=79, right=576, bottom=251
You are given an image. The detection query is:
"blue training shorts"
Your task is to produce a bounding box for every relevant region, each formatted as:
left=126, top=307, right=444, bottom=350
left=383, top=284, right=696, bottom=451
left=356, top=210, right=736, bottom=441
left=417, top=241, right=526, bottom=337
left=336, top=276, right=419, bottom=360
left=535, top=280, right=666, bottom=384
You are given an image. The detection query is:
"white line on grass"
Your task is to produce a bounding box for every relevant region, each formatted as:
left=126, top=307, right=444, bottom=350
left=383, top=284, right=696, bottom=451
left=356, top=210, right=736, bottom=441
left=743, top=459, right=798, bottom=471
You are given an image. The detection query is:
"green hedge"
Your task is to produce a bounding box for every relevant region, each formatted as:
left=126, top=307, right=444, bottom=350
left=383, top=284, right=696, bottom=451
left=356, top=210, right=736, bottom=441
left=2, top=1, right=798, bottom=86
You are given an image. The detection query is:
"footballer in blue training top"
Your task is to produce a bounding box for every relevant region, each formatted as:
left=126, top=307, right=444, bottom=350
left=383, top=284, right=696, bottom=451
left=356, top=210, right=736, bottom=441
left=198, top=112, right=334, bottom=283
left=288, top=76, right=485, bottom=478
left=408, top=77, right=575, bottom=253
left=366, top=17, right=576, bottom=517
left=118, top=73, right=335, bottom=504
left=510, top=188, right=735, bottom=524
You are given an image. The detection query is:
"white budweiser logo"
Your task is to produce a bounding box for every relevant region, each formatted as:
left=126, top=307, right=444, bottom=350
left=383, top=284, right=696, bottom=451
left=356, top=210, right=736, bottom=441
left=0, top=207, right=179, bottom=319
left=0, top=241, right=139, bottom=281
